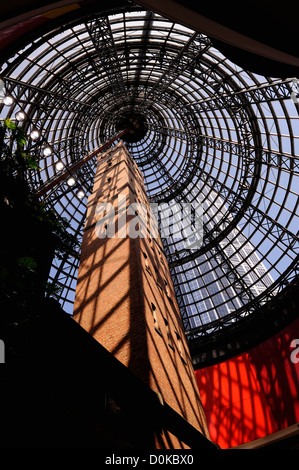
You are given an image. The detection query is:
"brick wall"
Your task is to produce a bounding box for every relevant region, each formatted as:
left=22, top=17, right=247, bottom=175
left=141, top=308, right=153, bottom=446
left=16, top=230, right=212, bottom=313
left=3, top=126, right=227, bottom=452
left=73, top=142, right=210, bottom=448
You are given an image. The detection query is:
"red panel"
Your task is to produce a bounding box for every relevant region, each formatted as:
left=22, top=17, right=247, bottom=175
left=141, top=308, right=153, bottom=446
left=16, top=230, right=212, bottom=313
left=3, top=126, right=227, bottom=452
left=196, top=317, right=299, bottom=448
left=249, top=320, right=299, bottom=430
left=196, top=354, right=277, bottom=448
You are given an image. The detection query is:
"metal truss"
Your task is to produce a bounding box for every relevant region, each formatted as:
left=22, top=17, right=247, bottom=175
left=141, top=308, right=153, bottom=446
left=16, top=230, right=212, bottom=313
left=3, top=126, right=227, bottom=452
left=188, top=79, right=294, bottom=112
left=3, top=77, right=94, bottom=116
left=85, top=14, right=126, bottom=98
left=168, top=161, right=299, bottom=267
left=186, top=258, right=299, bottom=343
left=137, top=32, right=211, bottom=110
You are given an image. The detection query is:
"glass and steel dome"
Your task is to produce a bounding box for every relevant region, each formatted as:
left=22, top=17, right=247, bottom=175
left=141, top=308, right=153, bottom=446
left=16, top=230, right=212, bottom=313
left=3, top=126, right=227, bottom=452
left=1, top=2, right=298, bottom=363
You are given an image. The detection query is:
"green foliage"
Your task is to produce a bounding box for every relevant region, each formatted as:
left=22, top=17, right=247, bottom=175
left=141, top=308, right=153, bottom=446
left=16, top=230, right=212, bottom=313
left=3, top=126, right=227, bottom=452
left=0, top=119, right=39, bottom=173
left=17, top=256, right=38, bottom=272
left=20, top=151, right=39, bottom=169
left=0, top=117, right=77, bottom=259
left=25, top=197, right=78, bottom=260
left=4, top=118, right=26, bottom=148
left=45, top=282, right=62, bottom=297
left=0, top=115, right=78, bottom=322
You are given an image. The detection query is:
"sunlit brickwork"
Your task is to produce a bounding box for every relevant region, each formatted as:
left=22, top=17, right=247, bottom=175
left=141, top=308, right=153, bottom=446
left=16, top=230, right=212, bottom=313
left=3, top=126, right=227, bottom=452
left=73, top=142, right=210, bottom=447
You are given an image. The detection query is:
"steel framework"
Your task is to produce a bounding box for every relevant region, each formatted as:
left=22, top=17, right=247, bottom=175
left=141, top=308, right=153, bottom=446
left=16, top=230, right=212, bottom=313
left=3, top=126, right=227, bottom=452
left=1, top=3, right=298, bottom=362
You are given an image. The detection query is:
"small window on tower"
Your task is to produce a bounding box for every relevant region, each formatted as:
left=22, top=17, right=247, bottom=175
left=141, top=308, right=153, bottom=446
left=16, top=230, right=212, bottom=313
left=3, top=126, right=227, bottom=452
left=175, top=332, right=187, bottom=364
left=151, top=303, right=162, bottom=336
left=155, top=265, right=162, bottom=289
left=163, top=317, right=174, bottom=350
left=164, top=279, right=173, bottom=303
left=142, top=251, right=151, bottom=275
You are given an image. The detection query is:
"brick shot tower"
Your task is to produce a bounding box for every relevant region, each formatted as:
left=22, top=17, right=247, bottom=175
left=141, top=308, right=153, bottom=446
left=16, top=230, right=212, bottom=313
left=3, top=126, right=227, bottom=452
left=73, top=141, right=210, bottom=447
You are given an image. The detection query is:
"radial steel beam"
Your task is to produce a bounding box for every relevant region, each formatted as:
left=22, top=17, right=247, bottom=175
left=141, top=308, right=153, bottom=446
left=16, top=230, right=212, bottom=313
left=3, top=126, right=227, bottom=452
left=36, top=128, right=129, bottom=198
left=151, top=127, right=299, bottom=175
left=187, top=79, right=294, bottom=113
left=3, top=76, right=97, bottom=115
left=133, top=11, right=154, bottom=91
left=137, top=32, right=211, bottom=110
left=185, top=258, right=299, bottom=342
left=168, top=162, right=299, bottom=268
left=85, top=14, right=126, bottom=97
